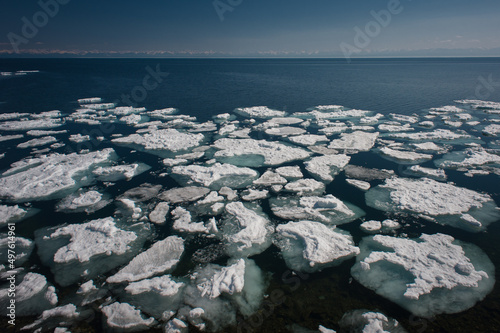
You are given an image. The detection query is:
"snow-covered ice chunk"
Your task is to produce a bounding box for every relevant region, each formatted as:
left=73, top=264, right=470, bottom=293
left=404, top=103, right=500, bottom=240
left=276, top=166, right=303, bottom=180
left=0, top=234, right=34, bottom=266
left=379, top=146, right=433, bottom=164
left=101, top=302, right=156, bottom=332
left=366, top=177, right=500, bottom=231
left=35, top=217, right=151, bottom=286
left=76, top=280, right=107, bottom=306
left=171, top=163, right=258, bottom=190
left=287, top=134, right=329, bottom=146
left=171, top=207, right=212, bottom=234
left=213, top=138, right=311, bottom=167
left=124, top=275, right=185, bottom=319
left=222, top=202, right=274, bottom=257
left=107, top=236, right=184, bottom=284
left=112, top=129, right=204, bottom=157
left=0, top=273, right=57, bottom=316
left=404, top=165, right=447, bottom=181
left=483, top=123, right=500, bottom=136
left=0, top=119, right=62, bottom=131
left=17, top=136, right=57, bottom=148
left=328, top=131, right=379, bottom=152
left=359, top=220, right=381, bottom=233
left=346, top=179, right=371, bottom=191
left=164, top=318, right=188, bottom=333
left=0, top=204, right=30, bottom=227
left=389, top=113, right=418, bottom=123
left=68, top=134, right=91, bottom=143
left=21, top=304, right=83, bottom=332
left=385, top=129, right=473, bottom=142
left=149, top=202, right=170, bottom=224
left=304, top=154, right=350, bottom=183
left=234, top=106, right=286, bottom=119
left=434, top=148, right=500, bottom=169
left=253, top=170, right=287, bottom=186
left=265, top=126, right=306, bottom=136
left=351, top=233, right=495, bottom=317
left=339, top=309, right=407, bottom=333
left=55, top=189, right=111, bottom=214
left=241, top=188, right=269, bottom=201
left=344, top=165, right=394, bottom=181
left=92, top=163, right=150, bottom=181
left=0, top=134, right=24, bottom=142
left=270, top=195, right=364, bottom=225
left=0, top=148, right=116, bottom=202
left=160, top=186, right=211, bottom=204
left=275, top=221, right=359, bottom=272
left=284, top=178, right=325, bottom=196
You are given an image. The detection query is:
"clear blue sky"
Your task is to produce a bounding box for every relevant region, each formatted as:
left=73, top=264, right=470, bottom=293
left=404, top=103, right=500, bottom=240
left=1, top=0, right=499, bottom=57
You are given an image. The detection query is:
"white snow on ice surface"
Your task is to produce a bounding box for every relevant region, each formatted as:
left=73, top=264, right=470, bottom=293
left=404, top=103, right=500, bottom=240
left=101, top=302, right=156, bottom=331
left=233, top=106, right=286, bottom=119
left=351, top=233, right=495, bottom=318
left=275, top=220, right=359, bottom=272
left=304, top=154, right=351, bottom=183
left=328, top=131, right=379, bottom=152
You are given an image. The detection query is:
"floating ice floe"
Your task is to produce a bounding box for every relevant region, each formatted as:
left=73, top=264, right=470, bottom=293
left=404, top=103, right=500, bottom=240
left=0, top=204, right=32, bottom=227
left=112, top=129, right=204, bottom=157
left=0, top=234, right=34, bottom=266
left=403, top=165, right=447, bottom=181
left=21, top=303, right=85, bottom=332
left=92, top=163, right=150, bottom=181
left=241, top=188, right=269, bottom=201
left=68, top=133, right=91, bottom=143
left=389, top=113, right=418, bottom=123
left=378, top=122, right=413, bottom=132
left=160, top=186, right=211, bottom=204
left=385, top=128, right=473, bottom=142
left=0, top=112, right=29, bottom=120
left=0, top=272, right=57, bottom=316
left=271, top=195, right=364, bottom=225
left=338, top=309, right=407, bottom=333
left=346, top=178, right=371, bottom=191
left=410, top=141, right=450, bottom=154
left=213, top=138, right=311, bottom=167
left=276, top=166, right=303, bottom=180
left=294, top=107, right=371, bottom=120
left=366, top=177, right=500, bottom=231
left=222, top=202, right=274, bottom=257
left=55, top=189, right=111, bottom=214
left=456, top=99, right=500, bottom=111
left=171, top=207, right=214, bottom=234
left=482, top=123, right=500, bottom=136
left=351, top=233, right=495, bottom=318
left=344, top=165, right=394, bottom=181
left=328, top=131, right=379, bottom=152
left=124, top=275, right=186, bottom=319
left=275, top=221, right=359, bottom=272
left=264, top=126, right=306, bottom=136
left=149, top=202, right=170, bottom=224
left=304, top=154, right=350, bottom=183
left=17, top=135, right=57, bottom=148
left=107, top=236, right=184, bottom=284
left=0, top=134, right=24, bottom=142
left=101, top=302, right=156, bottom=332
left=359, top=219, right=401, bottom=234
left=287, top=134, right=329, bottom=146
left=253, top=170, right=287, bottom=186
left=378, top=146, right=433, bottom=164
left=181, top=258, right=266, bottom=331
left=0, top=119, right=62, bottom=131
left=434, top=148, right=500, bottom=169
left=27, top=129, right=67, bottom=136
left=0, top=148, right=116, bottom=202
left=284, top=178, right=325, bottom=196
left=119, top=183, right=162, bottom=202
left=35, top=217, right=151, bottom=286
left=76, top=280, right=107, bottom=306
left=171, top=163, right=258, bottom=190
left=234, top=106, right=286, bottom=119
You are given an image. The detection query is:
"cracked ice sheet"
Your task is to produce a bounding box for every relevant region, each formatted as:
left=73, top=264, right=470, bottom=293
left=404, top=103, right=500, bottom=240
left=351, top=233, right=495, bottom=318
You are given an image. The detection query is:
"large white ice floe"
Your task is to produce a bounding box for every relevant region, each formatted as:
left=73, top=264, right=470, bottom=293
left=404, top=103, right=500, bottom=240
left=181, top=258, right=266, bottom=331
left=287, top=134, right=329, bottom=146
left=304, top=154, right=351, bottom=183
left=328, top=131, right=379, bottom=152
left=111, top=129, right=204, bottom=157
left=0, top=148, right=116, bottom=202
left=284, top=178, right=325, bottom=196
left=35, top=217, right=151, bottom=286
left=338, top=309, right=407, bottom=333
left=101, top=302, right=157, bottom=332
left=234, top=106, right=286, bottom=119
left=253, top=170, right=288, bottom=186
left=0, top=119, right=62, bottom=131
left=378, top=146, right=433, bottom=164
left=293, top=107, right=371, bottom=120
left=107, top=236, right=184, bottom=283
left=482, top=123, right=500, bottom=136
left=55, top=189, right=111, bottom=214
left=212, top=138, right=311, bottom=167
left=21, top=303, right=85, bottom=332
left=351, top=233, right=495, bottom=318
left=0, top=272, right=57, bottom=316
left=171, top=163, right=258, bottom=190
left=149, top=202, right=170, bottom=224
left=17, top=135, right=57, bottom=149
left=434, top=148, right=500, bottom=169
left=365, top=177, right=500, bottom=231
left=0, top=204, right=32, bottom=227
left=403, top=165, right=447, bottom=181
left=171, top=207, right=214, bottom=234
left=385, top=128, right=473, bottom=142
left=275, top=221, right=359, bottom=272
left=270, top=195, right=364, bottom=225
left=160, top=186, right=211, bottom=204
left=92, top=163, right=150, bottom=181
left=221, top=202, right=274, bottom=257
left=124, top=274, right=186, bottom=319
